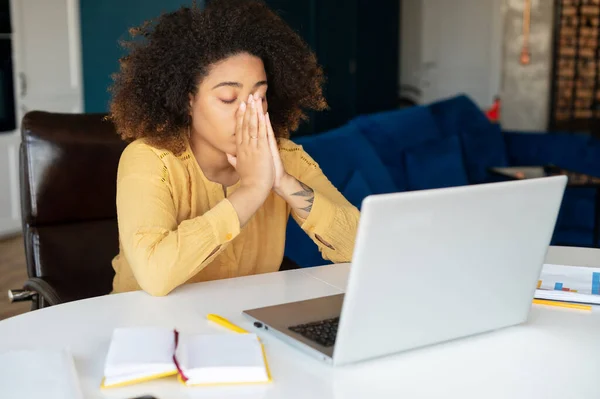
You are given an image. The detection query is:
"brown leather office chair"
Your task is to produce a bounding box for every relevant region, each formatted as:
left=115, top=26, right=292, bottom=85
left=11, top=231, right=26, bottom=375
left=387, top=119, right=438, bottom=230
left=9, top=111, right=126, bottom=310
left=9, top=111, right=299, bottom=310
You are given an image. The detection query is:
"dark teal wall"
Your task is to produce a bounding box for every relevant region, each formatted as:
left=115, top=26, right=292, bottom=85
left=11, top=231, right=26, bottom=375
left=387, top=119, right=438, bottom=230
left=80, top=0, right=196, bottom=112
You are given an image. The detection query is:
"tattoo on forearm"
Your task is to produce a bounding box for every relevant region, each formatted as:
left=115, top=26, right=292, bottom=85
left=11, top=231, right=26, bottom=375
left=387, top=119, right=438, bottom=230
left=300, top=196, right=314, bottom=212
left=291, top=179, right=315, bottom=213
left=291, top=181, right=313, bottom=197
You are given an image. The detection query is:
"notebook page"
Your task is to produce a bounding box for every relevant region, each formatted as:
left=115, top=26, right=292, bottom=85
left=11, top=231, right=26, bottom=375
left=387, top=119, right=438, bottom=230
left=180, top=333, right=264, bottom=369
left=178, top=333, right=268, bottom=384
left=104, top=327, right=176, bottom=377
left=0, top=349, right=83, bottom=399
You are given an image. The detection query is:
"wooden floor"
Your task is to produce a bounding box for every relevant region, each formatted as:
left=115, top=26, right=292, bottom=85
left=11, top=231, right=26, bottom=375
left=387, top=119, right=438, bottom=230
left=0, top=235, right=29, bottom=320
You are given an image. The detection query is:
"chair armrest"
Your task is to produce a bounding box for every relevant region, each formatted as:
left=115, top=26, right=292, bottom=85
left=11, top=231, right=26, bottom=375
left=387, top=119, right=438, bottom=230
left=8, top=277, right=63, bottom=307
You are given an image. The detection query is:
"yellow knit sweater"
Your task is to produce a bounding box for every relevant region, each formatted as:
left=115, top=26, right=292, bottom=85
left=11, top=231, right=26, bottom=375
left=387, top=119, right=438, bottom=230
left=111, top=136, right=360, bottom=296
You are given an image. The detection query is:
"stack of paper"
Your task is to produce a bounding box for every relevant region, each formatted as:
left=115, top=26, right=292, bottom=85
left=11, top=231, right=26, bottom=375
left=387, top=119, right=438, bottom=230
left=535, top=263, right=600, bottom=305
left=0, top=349, right=83, bottom=399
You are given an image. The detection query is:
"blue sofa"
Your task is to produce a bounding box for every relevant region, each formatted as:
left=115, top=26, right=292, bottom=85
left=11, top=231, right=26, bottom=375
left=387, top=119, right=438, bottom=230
left=284, top=94, right=600, bottom=268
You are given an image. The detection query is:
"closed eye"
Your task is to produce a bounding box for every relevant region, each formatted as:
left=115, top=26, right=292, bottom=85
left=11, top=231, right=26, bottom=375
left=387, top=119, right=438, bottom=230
left=220, top=98, right=237, bottom=104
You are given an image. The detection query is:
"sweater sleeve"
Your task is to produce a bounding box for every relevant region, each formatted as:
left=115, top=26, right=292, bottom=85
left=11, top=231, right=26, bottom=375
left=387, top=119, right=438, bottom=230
left=285, top=144, right=360, bottom=263
left=116, top=144, right=240, bottom=296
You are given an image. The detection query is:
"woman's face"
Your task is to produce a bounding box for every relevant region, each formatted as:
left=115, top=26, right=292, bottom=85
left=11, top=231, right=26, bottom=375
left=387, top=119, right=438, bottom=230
left=189, top=52, right=268, bottom=156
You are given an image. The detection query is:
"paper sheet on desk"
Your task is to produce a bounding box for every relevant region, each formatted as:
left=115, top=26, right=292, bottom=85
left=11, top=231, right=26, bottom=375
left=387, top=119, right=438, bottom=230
left=535, top=264, right=600, bottom=305
left=0, top=349, right=83, bottom=399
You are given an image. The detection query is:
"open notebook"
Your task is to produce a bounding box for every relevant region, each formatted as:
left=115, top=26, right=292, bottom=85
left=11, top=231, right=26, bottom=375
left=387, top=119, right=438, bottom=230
left=102, top=327, right=271, bottom=388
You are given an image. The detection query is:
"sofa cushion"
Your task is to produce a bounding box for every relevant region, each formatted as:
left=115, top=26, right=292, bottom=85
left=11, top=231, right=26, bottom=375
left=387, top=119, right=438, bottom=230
left=352, top=106, right=443, bottom=190
left=342, top=171, right=373, bottom=209
left=459, top=126, right=507, bottom=184
left=551, top=227, right=595, bottom=247
left=293, top=122, right=397, bottom=196
left=504, top=131, right=600, bottom=235
left=556, top=188, right=596, bottom=231
left=404, top=134, right=469, bottom=190
left=429, top=95, right=508, bottom=184
left=504, top=131, right=600, bottom=177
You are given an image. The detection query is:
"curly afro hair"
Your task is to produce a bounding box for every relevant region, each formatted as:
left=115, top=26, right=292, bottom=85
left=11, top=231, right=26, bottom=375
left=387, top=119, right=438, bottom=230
left=108, top=0, right=327, bottom=155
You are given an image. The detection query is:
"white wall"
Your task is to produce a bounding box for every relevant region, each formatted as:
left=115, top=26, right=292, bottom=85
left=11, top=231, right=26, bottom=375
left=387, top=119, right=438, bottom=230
left=399, top=0, right=423, bottom=92
left=0, top=0, right=84, bottom=237
left=0, top=134, right=21, bottom=238
left=399, top=0, right=504, bottom=109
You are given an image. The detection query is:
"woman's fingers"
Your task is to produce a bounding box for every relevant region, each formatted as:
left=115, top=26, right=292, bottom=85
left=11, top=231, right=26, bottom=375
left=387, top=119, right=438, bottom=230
left=241, top=94, right=254, bottom=145
left=247, top=94, right=259, bottom=147
left=266, top=112, right=277, bottom=148
left=256, top=95, right=267, bottom=144
left=266, top=112, right=281, bottom=164
left=235, top=100, right=246, bottom=146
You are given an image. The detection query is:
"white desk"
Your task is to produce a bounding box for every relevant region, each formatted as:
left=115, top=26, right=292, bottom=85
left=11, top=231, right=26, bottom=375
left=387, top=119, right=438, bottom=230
left=1, top=251, right=599, bottom=398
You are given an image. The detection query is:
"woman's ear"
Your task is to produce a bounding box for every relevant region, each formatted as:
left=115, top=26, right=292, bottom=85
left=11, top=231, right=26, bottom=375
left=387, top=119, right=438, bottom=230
left=188, top=93, right=194, bottom=115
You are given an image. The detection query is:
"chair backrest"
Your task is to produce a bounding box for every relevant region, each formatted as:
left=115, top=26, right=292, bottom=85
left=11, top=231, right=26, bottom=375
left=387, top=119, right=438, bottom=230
left=20, top=111, right=127, bottom=303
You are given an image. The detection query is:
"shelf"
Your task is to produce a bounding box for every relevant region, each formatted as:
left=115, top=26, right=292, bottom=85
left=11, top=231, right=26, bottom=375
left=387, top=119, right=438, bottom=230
left=550, top=0, right=600, bottom=135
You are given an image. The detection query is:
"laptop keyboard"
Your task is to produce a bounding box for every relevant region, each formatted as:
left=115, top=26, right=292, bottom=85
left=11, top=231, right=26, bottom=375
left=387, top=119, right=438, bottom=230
left=288, top=317, right=339, bottom=347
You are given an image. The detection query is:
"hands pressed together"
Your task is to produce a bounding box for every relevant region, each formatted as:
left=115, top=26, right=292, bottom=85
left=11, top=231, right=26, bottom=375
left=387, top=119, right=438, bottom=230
left=225, top=93, right=288, bottom=196
left=225, top=93, right=316, bottom=228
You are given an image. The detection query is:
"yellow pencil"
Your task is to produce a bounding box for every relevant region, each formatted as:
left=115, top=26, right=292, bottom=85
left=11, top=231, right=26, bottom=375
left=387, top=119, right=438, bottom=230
left=207, top=313, right=249, bottom=334
left=532, top=299, right=592, bottom=311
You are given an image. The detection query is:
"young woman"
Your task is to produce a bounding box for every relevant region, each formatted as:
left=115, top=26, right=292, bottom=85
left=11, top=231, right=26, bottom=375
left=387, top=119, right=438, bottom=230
left=109, top=0, right=359, bottom=296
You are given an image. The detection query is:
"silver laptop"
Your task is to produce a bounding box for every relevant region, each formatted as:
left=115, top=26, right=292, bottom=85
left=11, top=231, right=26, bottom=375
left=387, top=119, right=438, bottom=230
left=243, top=175, right=567, bottom=366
